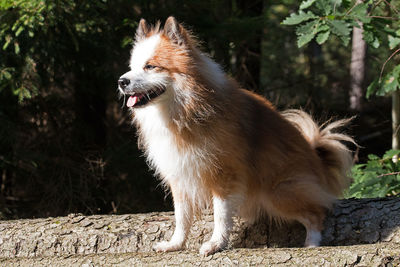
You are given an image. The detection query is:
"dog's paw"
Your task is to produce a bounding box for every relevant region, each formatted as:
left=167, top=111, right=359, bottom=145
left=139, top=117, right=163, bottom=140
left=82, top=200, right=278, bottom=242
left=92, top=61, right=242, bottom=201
left=153, top=240, right=183, bottom=252
left=199, top=240, right=226, bottom=256
left=304, top=229, right=321, bottom=248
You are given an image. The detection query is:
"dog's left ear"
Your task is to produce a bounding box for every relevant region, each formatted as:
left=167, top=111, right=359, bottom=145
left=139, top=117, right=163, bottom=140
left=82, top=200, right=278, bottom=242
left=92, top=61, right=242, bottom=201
left=164, top=16, right=188, bottom=46
left=136, top=18, right=149, bottom=41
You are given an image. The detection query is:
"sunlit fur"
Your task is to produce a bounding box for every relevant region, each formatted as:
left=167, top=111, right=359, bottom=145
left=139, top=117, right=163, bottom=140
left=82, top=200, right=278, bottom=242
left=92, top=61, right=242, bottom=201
left=119, top=17, right=355, bottom=255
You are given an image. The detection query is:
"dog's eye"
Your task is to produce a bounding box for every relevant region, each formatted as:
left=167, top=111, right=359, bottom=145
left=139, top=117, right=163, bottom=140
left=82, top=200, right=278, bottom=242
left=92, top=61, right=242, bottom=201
left=144, top=64, right=156, bottom=70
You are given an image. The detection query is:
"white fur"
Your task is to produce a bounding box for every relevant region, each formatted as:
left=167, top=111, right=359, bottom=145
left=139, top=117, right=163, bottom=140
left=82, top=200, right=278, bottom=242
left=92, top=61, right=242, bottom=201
left=127, top=33, right=236, bottom=255
left=200, top=196, right=236, bottom=255
left=122, top=32, right=217, bottom=210
left=130, top=34, right=161, bottom=74
left=305, top=230, right=322, bottom=247
left=119, top=34, right=171, bottom=96
left=297, top=216, right=322, bottom=247
left=199, top=54, right=227, bottom=89
left=133, top=103, right=213, bottom=210
left=153, top=201, right=193, bottom=252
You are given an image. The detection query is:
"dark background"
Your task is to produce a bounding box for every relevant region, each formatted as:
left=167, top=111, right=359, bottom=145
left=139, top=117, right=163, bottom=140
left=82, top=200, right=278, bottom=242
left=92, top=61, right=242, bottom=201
left=0, top=0, right=393, bottom=219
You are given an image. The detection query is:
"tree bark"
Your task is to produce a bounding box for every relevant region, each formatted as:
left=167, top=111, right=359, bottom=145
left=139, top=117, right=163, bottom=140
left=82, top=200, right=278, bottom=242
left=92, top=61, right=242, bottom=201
left=2, top=244, right=400, bottom=267
left=349, top=0, right=367, bottom=111
left=1, top=197, right=400, bottom=265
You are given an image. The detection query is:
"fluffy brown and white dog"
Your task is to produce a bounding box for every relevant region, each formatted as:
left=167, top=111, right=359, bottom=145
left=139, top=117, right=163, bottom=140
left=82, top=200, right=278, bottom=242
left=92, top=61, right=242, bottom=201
left=118, top=16, right=355, bottom=256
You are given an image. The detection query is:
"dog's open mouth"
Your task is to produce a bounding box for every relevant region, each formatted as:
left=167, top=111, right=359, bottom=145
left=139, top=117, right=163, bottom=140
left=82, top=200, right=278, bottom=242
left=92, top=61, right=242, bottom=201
left=126, top=89, right=165, bottom=108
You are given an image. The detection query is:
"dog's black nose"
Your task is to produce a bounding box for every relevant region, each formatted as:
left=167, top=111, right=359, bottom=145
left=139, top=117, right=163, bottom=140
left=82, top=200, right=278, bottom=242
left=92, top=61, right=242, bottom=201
left=118, top=78, right=130, bottom=89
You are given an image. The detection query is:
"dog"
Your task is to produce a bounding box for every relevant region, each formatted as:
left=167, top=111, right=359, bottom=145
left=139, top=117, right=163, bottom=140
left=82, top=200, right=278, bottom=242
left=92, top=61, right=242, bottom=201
left=118, top=16, right=355, bottom=256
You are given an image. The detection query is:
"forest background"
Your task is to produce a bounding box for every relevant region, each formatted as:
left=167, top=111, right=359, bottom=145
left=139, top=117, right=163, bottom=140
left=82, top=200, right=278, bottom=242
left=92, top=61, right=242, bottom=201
left=0, top=0, right=399, bottom=219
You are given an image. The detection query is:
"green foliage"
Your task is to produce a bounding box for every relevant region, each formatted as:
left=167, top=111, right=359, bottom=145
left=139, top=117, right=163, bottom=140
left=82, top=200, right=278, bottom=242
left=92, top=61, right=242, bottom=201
left=281, top=11, right=318, bottom=25
left=367, top=65, right=400, bottom=98
left=389, top=32, right=400, bottom=50
left=283, top=2, right=359, bottom=48
left=282, top=0, right=399, bottom=48
left=283, top=0, right=400, bottom=97
left=348, top=150, right=400, bottom=198
left=0, top=0, right=48, bottom=101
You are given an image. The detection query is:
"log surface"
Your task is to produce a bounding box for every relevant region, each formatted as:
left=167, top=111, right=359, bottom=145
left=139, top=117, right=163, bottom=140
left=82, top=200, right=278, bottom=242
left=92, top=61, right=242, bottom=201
left=2, top=244, right=400, bottom=267
left=0, top=197, right=400, bottom=265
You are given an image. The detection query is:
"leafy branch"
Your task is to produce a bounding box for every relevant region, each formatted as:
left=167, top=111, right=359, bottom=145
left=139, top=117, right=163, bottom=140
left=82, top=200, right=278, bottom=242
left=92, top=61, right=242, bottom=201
left=347, top=150, right=400, bottom=198
left=283, top=0, right=400, bottom=98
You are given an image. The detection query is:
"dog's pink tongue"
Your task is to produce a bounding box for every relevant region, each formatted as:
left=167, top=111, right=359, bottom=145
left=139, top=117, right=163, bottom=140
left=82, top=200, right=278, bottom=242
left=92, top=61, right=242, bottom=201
left=127, top=96, right=138, bottom=107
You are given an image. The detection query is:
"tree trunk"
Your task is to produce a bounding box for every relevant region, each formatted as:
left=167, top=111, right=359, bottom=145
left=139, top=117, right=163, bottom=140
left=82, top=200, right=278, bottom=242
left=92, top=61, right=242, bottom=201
left=349, top=0, right=367, bottom=111
left=0, top=197, right=400, bottom=265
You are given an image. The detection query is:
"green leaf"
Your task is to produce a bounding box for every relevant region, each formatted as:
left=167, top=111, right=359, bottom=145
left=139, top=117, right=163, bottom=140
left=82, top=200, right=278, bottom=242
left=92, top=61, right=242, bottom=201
left=300, top=0, right=317, bottom=10
left=2, top=35, right=11, bottom=50
left=316, top=0, right=332, bottom=15
left=14, top=42, right=20, bottom=54
left=328, top=20, right=350, bottom=36
left=363, top=29, right=380, bottom=49
left=369, top=66, right=400, bottom=97
left=389, top=35, right=400, bottom=50
left=121, top=36, right=133, bottom=48
left=366, top=79, right=379, bottom=98
left=349, top=3, right=371, bottom=24
left=371, top=37, right=380, bottom=49
left=296, top=20, right=319, bottom=36
left=383, top=150, right=400, bottom=160
left=316, top=30, right=330, bottom=44
left=327, top=20, right=351, bottom=45
left=368, top=154, right=380, bottom=160
left=346, top=147, right=400, bottom=198
left=318, top=24, right=330, bottom=32
left=295, top=20, right=321, bottom=47
left=381, top=65, right=400, bottom=94
left=15, top=26, right=24, bottom=37
left=282, top=11, right=318, bottom=25
left=298, top=33, right=316, bottom=47
left=0, top=70, right=11, bottom=81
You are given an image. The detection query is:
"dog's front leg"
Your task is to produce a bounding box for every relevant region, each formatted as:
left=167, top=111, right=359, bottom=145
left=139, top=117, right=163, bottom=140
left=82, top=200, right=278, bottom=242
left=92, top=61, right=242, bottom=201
left=199, top=196, right=234, bottom=256
left=153, top=196, right=193, bottom=252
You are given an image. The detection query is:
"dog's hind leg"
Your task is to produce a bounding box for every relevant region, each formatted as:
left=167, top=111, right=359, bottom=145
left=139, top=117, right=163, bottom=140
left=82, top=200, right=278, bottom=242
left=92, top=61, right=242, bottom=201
left=265, top=177, right=333, bottom=248
left=295, top=213, right=325, bottom=247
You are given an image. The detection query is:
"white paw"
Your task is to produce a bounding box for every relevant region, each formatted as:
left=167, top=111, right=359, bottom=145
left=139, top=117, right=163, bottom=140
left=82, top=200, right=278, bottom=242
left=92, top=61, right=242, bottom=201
left=304, top=230, right=321, bottom=248
left=153, top=240, right=183, bottom=252
left=199, top=240, right=227, bottom=256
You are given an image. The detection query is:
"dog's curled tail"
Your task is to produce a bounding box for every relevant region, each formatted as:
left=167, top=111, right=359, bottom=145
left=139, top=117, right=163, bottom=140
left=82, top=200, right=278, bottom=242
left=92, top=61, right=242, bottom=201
left=282, top=109, right=356, bottom=196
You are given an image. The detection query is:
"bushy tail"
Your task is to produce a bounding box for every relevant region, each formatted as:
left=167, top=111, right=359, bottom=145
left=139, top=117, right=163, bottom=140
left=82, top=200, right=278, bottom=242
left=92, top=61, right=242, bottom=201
left=282, top=109, right=356, bottom=196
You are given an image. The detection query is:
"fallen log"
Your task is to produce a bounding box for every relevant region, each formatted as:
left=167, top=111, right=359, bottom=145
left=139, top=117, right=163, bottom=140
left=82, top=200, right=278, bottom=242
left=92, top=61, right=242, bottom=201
left=0, top=197, right=399, bottom=261
left=2, top=244, right=400, bottom=266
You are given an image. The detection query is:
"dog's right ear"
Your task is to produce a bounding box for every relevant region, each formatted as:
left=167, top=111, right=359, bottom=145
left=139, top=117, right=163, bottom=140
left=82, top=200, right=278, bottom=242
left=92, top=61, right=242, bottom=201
left=164, top=16, right=188, bottom=47
left=135, top=18, right=149, bottom=41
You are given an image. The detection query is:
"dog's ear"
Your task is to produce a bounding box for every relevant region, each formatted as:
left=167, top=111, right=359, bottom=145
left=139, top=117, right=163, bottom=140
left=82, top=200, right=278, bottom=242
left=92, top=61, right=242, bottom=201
left=164, top=16, right=188, bottom=46
left=136, top=18, right=149, bottom=41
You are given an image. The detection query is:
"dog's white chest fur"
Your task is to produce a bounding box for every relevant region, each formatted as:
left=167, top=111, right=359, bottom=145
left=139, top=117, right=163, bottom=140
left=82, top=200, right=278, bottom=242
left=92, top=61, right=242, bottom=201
left=133, top=105, right=212, bottom=205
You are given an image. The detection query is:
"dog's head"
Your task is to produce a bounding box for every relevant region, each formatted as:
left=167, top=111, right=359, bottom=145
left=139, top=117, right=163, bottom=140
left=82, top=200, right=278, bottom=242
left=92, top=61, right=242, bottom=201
left=118, top=17, right=197, bottom=108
